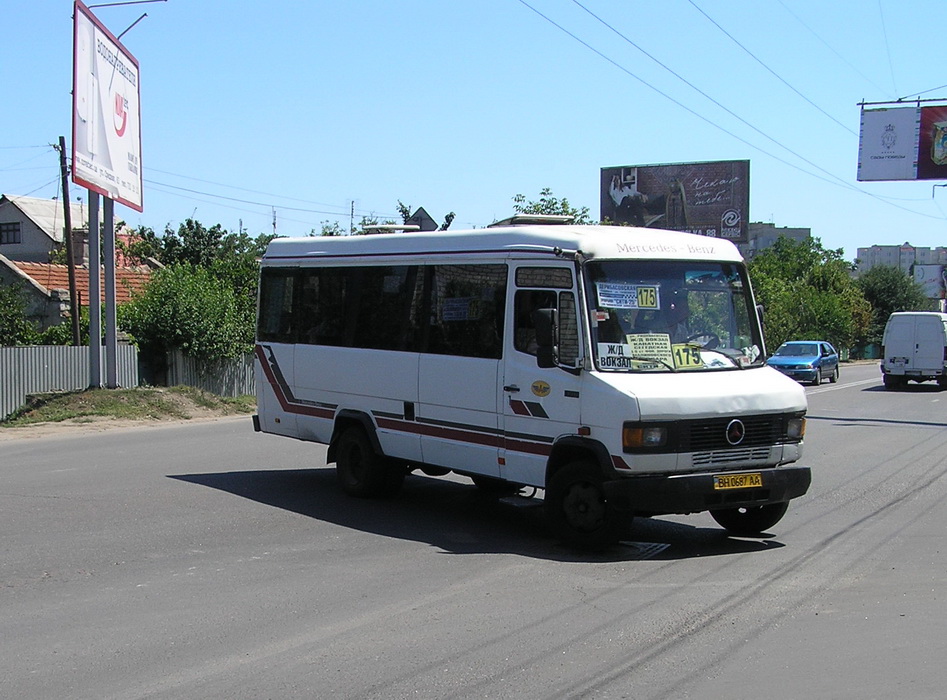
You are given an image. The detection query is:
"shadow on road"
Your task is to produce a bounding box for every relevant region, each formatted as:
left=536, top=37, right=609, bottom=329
left=169, top=467, right=784, bottom=563
left=807, top=413, right=947, bottom=429
left=862, top=382, right=944, bottom=393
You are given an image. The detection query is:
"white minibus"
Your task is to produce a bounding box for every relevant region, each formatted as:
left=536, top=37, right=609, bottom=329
left=881, top=311, right=947, bottom=390
left=253, top=224, right=810, bottom=548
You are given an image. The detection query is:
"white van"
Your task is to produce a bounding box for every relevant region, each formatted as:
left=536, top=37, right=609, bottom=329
left=253, top=224, right=810, bottom=548
left=881, top=311, right=947, bottom=390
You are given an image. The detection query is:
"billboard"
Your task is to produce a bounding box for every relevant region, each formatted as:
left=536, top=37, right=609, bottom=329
left=914, top=264, right=946, bottom=300
left=857, top=106, right=947, bottom=182
left=72, top=0, right=143, bottom=212
left=600, top=160, right=749, bottom=242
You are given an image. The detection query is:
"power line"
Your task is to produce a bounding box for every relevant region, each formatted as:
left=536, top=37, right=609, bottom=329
left=877, top=0, right=899, bottom=96
left=898, top=83, right=947, bottom=101
left=0, top=147, right=58, bottom=172
left=22, top=175, right=62, bottom=198
left=775, top=0, right=894, bottom=100
left=686, top=0, right=856, bottom=137
left=146, top=178, right=359, bottom=217
left=521, top=0, right=853, bottom=189
left=144, top=181, right=352, bottom=230
left=145, top=166, right=358, bottom=213
left=516, top=0, right=946, bottom=223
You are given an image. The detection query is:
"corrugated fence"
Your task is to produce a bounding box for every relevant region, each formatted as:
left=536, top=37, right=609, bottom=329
left=166, top=349, right=255, bottom=398
left=0, top=345, right=140, bottom=421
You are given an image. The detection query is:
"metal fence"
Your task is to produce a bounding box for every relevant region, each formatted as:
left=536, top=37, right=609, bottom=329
left=166, top=349, right=255, bottom=398
left=0, top=345, right=139, bottom=421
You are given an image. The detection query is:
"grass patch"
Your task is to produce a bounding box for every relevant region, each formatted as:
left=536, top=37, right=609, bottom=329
left=1, top=386, right=256, bottom=427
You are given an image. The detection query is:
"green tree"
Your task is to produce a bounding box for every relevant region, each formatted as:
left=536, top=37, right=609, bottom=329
left=317, top=221, right=347, bottom=237
left=0, top=284, right=40, bottom=346
left=118, top=264, right=250, bottom=362
left=512, top=188, right=592, bottom=224
left=748, top=236, right=870, bottom=352
left=118, top=221, right=273, bottom=358
left=855, top=265, right=934, bottom=344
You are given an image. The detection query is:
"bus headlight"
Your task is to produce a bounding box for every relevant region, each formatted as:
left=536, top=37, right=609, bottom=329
left=623, top=423, right=668, bottom=450
left=787, top=416, right=806, bottom=440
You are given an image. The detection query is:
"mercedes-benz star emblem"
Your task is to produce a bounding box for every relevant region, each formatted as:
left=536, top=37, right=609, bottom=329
left=726, top=419, right=745, bottom=446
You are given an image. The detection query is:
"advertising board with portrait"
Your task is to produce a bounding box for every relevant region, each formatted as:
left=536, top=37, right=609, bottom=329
left=600, top=160, right=749, bottom=242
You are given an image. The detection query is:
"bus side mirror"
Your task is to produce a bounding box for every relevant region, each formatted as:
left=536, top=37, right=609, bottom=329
left=533, top=308, right=558, bottom=369
left=756, top=303, right=765, bottom=331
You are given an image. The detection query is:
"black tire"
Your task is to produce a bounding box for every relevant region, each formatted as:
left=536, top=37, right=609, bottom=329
left=883, top=374, right=900, bottom=391
left=829, top=366, right=839, bottom=384
left=545, top=461, right=621, bottom=550
left=335, top=426, right=404, bottom=498
left=710, top=502, right=789, bottom=536
left=811, top=370, right=821, bottom=386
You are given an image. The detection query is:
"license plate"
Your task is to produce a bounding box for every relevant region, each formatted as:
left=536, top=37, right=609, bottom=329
left=713, top=472, right=763, bottom=490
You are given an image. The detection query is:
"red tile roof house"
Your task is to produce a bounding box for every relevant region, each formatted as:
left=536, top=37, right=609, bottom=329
left=0, top=194, right=154, bottom=331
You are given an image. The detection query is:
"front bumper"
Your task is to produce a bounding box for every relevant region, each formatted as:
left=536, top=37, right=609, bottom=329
left=771, top=366, right=817, bottom=382
left=602, top=465, right=811, bottom=515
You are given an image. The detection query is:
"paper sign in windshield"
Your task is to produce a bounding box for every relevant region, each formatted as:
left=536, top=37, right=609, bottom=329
left=596, top=283, right=660, bottom=309
left=597, top=343, right=647, bottom=369
left=598, top=334, right=705, bottom=371
left=598, top=334, right=674, bottom=370
left=628, top=333, right=673, bottom=367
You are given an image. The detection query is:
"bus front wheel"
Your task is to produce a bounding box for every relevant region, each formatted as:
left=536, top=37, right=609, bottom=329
left=545, top=461, right=621, bottom=550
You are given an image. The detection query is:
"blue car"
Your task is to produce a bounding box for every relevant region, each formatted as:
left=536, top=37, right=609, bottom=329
left=766, top=340, right=839, bottom=385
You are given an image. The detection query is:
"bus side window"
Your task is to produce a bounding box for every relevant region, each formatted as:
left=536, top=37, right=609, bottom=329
left=514, top=289, right=557, bottom=356
left=428, top=264, right=506, bottom=359
left=258, top=269, right=296, bottom=343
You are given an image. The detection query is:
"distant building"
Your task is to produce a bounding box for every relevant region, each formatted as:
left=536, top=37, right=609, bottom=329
left=736, top=222, right=811, bottom=260
left=0, top=193, right=143, bottom=267
left=0, top=254, right=152, bottom=331
left=854, top=243, right=947, bottom=275
left=0, top=194, right=88, bottom=264
left=0, top=194, right=155, bottom=332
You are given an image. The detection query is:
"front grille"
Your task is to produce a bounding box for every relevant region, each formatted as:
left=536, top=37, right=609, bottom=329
left=622, top=412, right=803, bottom=454
left=686, top=415, right=787, bottom=452
left=692, top=446, right=773, bottom=466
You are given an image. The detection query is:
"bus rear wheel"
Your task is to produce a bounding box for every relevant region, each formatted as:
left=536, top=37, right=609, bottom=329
left=545, top=461, right=621, bottom=550
left=335, top=426, right=404, bottom=498
left=710, top=502, right=789, bottom=536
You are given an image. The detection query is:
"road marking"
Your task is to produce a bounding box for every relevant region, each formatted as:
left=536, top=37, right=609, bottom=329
left=808, top=377, right=879, bottom=394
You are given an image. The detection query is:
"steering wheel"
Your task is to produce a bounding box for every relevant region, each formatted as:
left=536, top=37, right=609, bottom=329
left=683, top=331, right=720, bottom=349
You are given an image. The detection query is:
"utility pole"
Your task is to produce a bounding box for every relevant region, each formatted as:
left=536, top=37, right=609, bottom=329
left=56, top=135, right=81, bottom=346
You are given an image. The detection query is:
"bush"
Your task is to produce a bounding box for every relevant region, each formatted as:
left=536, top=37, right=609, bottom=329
left=119, top=264, right=253, bottom=362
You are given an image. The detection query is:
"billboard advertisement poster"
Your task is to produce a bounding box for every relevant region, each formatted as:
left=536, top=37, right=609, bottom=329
left=600, top=160, right=749, bottom=242
left=857, top=106, right=947, bottom=182
left=72, top=0, right=143, bottom=212
left=913, top=264, right=946, bottom=300
left=917, top=105, right=947, bottom=181
left=857, top=107, right=921, bottom=181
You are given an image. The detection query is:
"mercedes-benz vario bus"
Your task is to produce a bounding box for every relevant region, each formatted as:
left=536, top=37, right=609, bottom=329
left=253, top=224, right=810, bottom=548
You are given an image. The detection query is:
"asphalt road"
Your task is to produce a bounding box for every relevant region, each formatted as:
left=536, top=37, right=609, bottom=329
left=2, top=362, right=946, bottom=699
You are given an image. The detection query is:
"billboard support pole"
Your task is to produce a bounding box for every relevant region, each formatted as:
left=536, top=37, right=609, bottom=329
left=103, top=197, right=118, bottom=388
left=88, top=191, right=102, bottom=388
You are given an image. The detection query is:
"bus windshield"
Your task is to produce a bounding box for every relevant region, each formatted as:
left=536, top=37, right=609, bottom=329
left=585, top=260, right=764, bottom=372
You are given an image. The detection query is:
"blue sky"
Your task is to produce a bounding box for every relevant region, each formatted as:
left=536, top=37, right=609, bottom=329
left=3, top=0, right=945, bottom=260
